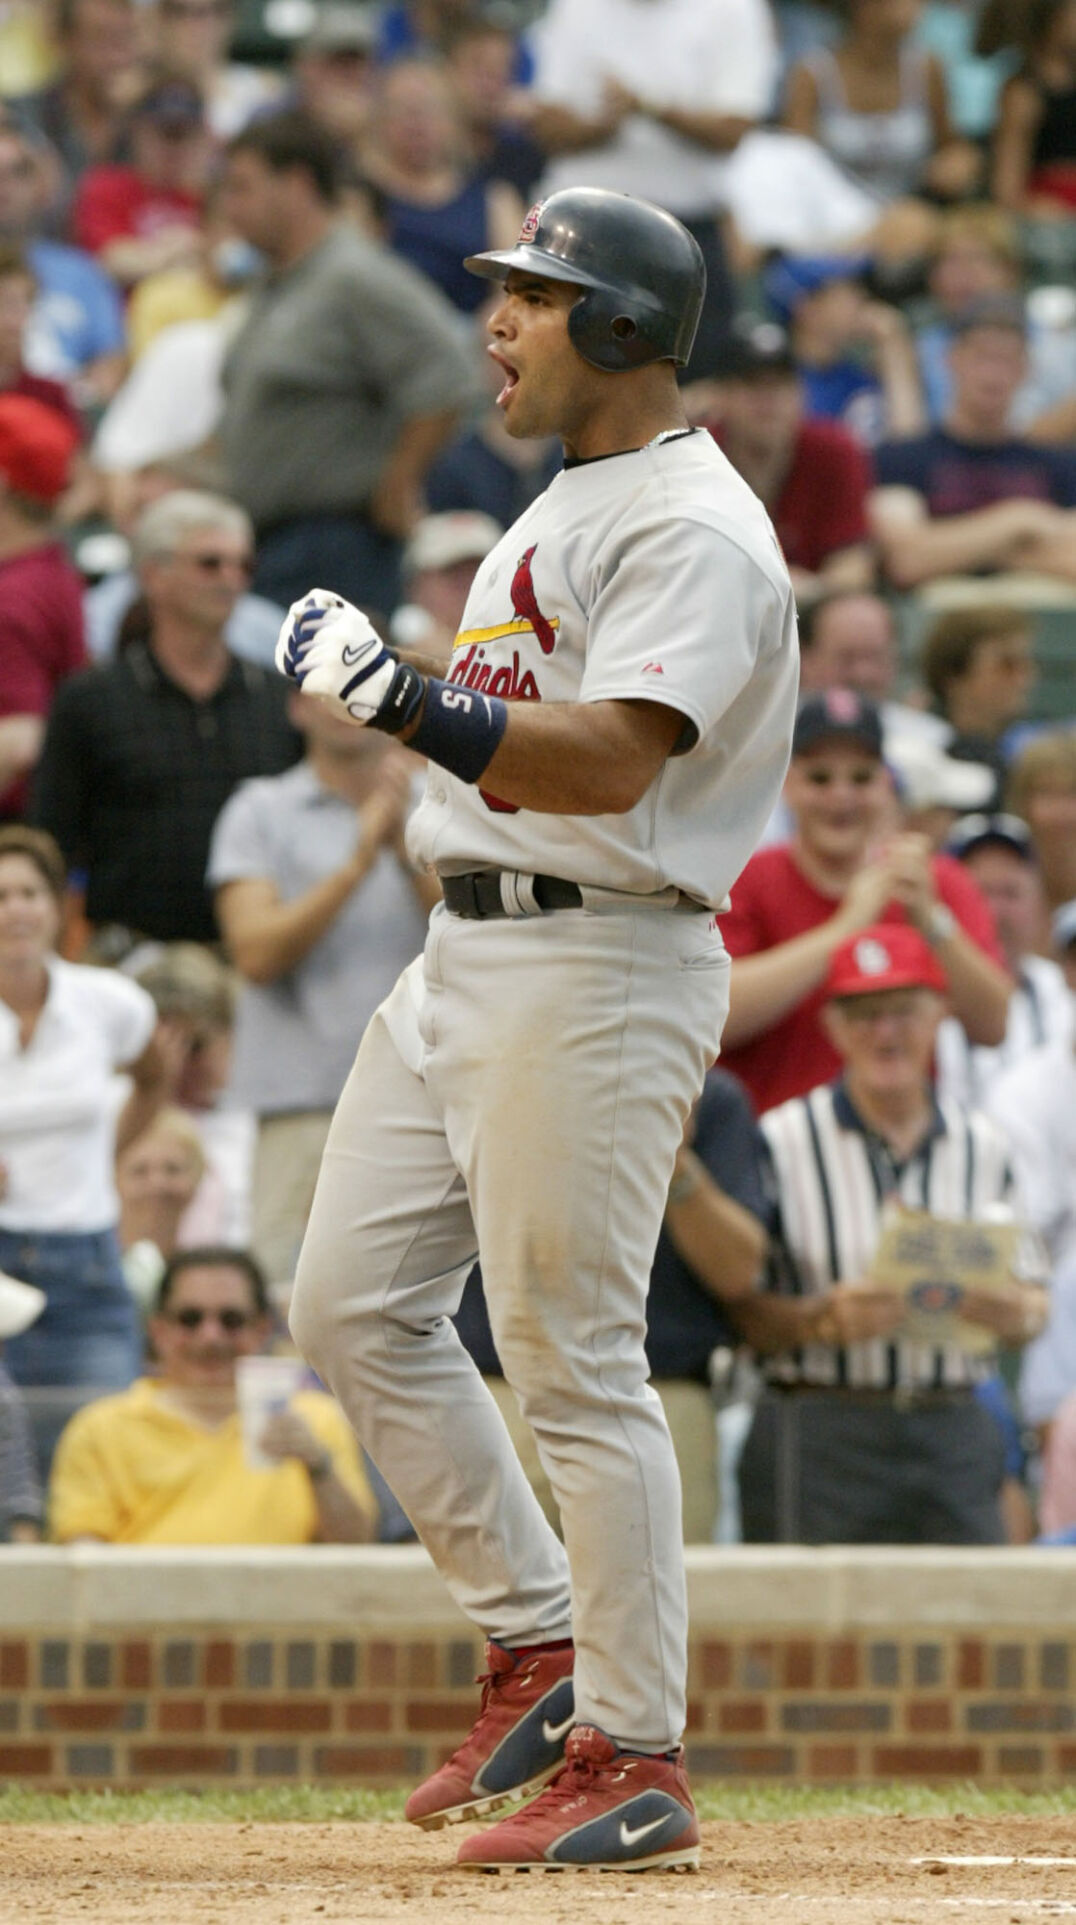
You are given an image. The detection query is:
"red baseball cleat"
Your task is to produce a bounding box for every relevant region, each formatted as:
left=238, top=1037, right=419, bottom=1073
left=404, top=1639, right=575, bottom=1829
left=455, top=1724, right=701, bottom=1872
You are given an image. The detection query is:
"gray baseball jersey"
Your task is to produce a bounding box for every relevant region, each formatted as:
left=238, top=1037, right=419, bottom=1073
left=407, top=429, right=798, bottom=908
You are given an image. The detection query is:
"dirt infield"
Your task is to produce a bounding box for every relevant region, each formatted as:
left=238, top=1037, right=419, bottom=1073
left=6, top=1815, right=1076, bottom=1923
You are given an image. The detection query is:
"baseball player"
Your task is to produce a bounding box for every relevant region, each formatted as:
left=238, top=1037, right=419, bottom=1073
left=276, top=187, right=798, bottom=1872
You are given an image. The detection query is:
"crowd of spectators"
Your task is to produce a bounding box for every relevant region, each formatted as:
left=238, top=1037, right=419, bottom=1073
left=0, top=0, right=1075, bottom=1555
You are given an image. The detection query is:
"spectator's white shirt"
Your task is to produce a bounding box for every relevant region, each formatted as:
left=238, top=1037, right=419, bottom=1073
left=0, top=960, right=156, bottom=1233
left=987, top=1037, right=1076, bottom=1427
left=532, top=0, right=778, bottom=214
left=938, top=957, right=1073, bottom=1111
left=92, top=308, right=245, bottom=474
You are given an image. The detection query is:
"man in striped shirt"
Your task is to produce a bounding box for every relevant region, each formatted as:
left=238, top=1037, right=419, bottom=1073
left=734, top=922, right=1047, bottom=1545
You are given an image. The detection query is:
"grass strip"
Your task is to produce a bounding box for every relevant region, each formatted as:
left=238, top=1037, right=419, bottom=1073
left=2, top=1782, right=1076, bottom=1825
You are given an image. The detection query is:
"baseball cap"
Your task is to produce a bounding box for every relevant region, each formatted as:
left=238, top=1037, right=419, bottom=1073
left=764, top=253, right=872, bottom=325
left=825, top=924, right=949, bottom=1001
left=403, top=511, right=502, bottom=576
left=886, top=739, right=996, bottom=814
left=713, top=319, right=796, bottom=381
left=0, top=1270, right=46, bottom=1342
left=945, top=811, right=1035, bottom=863
left=792, top=689, right=884, bottom=759
left=301, top=4, right=380, bottom=54
left=950, top=294, right=1027, bottom=340
left=1052, top=898, right=1076, bottom=952
left=0, top=394, right=80, bottom=503
left=132, top=79, right=205, bottom=128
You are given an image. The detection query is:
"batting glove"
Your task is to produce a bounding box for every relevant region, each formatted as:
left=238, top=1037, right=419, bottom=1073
left=275, top=593, right=400, bottom=726
left=275, top=589, right=348, bottom=680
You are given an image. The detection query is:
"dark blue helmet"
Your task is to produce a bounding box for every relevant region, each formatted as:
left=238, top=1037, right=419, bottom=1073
left=465, top=187, right=706, bottom=373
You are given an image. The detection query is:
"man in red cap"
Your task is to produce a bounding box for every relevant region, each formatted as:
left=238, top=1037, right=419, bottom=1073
left=720, top=688, right=1012, bottom=1114
left=0, top=395, right=86, bottom=821
left=731, top=921, right=1047, bottom=1544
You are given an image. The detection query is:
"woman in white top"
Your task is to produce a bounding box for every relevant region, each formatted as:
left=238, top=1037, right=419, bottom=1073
left=784, top=0, right=981, bottom=207
left=0, top=828, right=163, bottom=1458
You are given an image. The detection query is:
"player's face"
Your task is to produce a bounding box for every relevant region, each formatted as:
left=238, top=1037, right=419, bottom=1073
left=825, top=987, right=943, bottom=1096
left=150, top=1263, right=269, bottom=1391
left=786, top=742, right=890, bottom=863
left=486, top=270, right=602, bottom=447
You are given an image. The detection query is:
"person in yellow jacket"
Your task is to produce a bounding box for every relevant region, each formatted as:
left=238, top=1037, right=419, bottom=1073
left=48, top=1244, right=377, bottom=1544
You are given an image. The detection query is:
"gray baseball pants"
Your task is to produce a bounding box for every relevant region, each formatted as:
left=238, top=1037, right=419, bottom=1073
left=289, top=899, right=729, bottom=1750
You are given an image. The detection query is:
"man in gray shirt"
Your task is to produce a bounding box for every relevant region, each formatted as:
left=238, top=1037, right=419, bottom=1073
left=219, top=111, right=477, bottom=616
left=208, top=693, right=438, bottom=1290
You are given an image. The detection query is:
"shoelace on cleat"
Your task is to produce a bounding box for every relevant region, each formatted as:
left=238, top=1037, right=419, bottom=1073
left=523, top=1751, right=638, bottom=1811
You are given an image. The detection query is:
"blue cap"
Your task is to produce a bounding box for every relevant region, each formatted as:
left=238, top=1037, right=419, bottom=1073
left=764, top=254, right=873, bottom=325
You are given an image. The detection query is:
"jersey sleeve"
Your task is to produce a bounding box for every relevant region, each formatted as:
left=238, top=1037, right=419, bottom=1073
left=579, top=516, right=789, bottom=746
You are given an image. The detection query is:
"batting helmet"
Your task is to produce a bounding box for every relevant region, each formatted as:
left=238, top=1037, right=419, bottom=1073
left=464, top=188, right=706, bottom=373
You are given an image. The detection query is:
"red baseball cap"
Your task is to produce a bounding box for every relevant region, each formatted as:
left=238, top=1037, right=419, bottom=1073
left=825, top=923, right=948, bottom=1000
left=0, top=394, right=80, bottom=503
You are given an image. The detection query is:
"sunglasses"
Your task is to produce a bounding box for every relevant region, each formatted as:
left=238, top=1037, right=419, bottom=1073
left=166, top=1306, right=255, bottom=1330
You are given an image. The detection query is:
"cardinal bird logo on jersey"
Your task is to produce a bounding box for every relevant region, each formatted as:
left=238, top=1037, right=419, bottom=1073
left=510, top=544, right=558, bottom=655
left=446, top=542, right=559, bottom=812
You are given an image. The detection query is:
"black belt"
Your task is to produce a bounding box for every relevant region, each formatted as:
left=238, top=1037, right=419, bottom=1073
left=441, top=871, right=583, bottom=919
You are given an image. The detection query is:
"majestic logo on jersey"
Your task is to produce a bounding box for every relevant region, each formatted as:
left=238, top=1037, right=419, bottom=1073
left=519, top=201, right=544, bottom=243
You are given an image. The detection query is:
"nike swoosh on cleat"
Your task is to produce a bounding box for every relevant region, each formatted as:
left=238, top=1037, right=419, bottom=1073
left=541, top=1713, right=575, bottom=1744
left=619, top=1816, right=672, bottom=1849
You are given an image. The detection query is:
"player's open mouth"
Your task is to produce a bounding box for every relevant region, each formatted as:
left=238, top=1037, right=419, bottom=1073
left=489, top=347, right=519, bottom=407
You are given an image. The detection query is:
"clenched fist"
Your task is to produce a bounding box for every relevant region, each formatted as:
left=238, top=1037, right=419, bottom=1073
left=275, top=591, right=401, bottom=725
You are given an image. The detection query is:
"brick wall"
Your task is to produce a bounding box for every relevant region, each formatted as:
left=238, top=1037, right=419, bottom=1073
left=2, top=1548, right=1075, bottom=1789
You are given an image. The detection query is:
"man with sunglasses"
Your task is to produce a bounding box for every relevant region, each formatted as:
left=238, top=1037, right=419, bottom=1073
left=48, top=1244, right=377, bottom=1543
left=33, top=488, right=301, bottom=947
left=719, top=689, right=1011, bottom=1114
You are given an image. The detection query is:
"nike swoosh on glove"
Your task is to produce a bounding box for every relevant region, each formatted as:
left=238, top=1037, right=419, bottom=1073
left=275, top=589, right=349, bottom=681
left=276, top=596, right=398, bottom=725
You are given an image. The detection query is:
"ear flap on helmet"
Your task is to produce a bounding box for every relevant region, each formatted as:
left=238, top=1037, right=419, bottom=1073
left=568, top=284, right=670, bottom=372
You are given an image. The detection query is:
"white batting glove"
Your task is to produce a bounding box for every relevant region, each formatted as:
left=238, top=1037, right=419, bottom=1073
left=275, top=592, right=398, bottom=726
left=275, top=589, right=347, bottom=679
